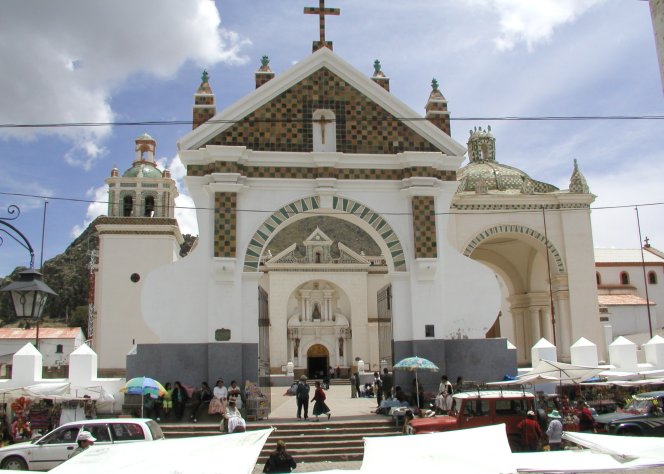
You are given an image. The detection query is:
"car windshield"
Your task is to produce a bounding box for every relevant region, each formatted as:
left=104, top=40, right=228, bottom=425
left=623, top=398, right=655, bottom=414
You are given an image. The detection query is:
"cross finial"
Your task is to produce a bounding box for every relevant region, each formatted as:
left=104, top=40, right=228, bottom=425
left=201, top=69, right=209, bottom=83
left=644, top=236, right=650, bottom=248
left=304, top=0, right=340, bottom=52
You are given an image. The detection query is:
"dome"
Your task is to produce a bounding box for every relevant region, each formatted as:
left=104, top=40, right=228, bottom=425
left=457, top=161, right=558, bottom=194
left=122, top=161, right=163, bottom=179
left=456, top=126, right=558, bottom=194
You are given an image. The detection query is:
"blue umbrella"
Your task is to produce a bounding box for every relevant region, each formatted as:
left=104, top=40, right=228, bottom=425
left=120, top=377, right=166, bottom=417
left=393, top=356, right=439, bottom=408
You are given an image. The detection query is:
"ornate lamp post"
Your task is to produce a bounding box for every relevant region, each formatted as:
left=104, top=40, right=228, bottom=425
left=0, top=205, right=57, bottom=350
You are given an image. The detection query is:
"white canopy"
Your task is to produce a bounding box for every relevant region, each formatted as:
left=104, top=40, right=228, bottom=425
left=563, top=431, right=664, bottom=464
left=50, top=429, right=273, bottom=474
left=524, top=360, right=604, bottom=383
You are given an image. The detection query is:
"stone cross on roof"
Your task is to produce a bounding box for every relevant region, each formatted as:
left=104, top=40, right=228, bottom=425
left=304, top=0, right=340, bottom=52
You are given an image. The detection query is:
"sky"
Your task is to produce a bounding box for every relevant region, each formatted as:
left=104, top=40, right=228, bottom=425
left=0, top=0, right=662, bottom=276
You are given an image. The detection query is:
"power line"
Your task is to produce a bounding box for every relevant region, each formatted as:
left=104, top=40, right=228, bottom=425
left=1, top=115, right=664, bottom=129
left=1, top=190, right=663, bottom=217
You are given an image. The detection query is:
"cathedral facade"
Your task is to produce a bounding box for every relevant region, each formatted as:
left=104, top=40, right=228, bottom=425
left=94, top=37, right=602, bottom=388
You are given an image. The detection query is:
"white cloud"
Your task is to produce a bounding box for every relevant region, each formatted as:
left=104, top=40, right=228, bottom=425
left=71, top=185, right=108, bottom=237
left=464, top=0, right=606, bottom=51
left=0, top=0, right=250, bottom=168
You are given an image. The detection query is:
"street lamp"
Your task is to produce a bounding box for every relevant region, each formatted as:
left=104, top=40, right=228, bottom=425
left=0, top=205, right=57, bottom=350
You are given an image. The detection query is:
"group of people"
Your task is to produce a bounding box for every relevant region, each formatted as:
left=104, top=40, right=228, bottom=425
left=294, top=375, right=332, bottom=422
left=145, top=379, right=246, bottom=433
left=518, top=399, right=596, bottom=452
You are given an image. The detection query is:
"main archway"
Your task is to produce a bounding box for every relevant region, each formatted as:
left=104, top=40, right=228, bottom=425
left=243, top=195, right=407, bottom=272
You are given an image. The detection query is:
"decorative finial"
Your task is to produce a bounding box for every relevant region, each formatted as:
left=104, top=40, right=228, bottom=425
left=487, top=125, right=491, bottom=132
left=201, top=69, right=209, bottom=83
left=431, top=78, right=439, bottom=91
left=644, top=236, right=651, bottom=248
left=261, top=55, right=270, bottom=67
left=374, top=60, right=381, bottom=73
left=573, top=158, right=579, bottom=171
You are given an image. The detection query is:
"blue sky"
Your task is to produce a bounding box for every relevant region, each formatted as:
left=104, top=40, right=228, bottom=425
left=0, top=0, right=662, bottom=276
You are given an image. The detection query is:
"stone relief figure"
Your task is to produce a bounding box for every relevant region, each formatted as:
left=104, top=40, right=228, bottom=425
left=294, top=338, right=300, bottom=357
left=339, top=337, right=344, bottom=356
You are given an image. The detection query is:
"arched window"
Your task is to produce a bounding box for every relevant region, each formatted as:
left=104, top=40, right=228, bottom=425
left=55, top=344, right=63, bottom=354
left=315, top=252, right=321, bottom=263
left=123, top=196, right=133, bottom=217
left=596, top=272, right=601, bottom=285
left=620, top=271, right=630, bottom=285
left=144, top=196, right=155, bottom=217
left=648, top=271, right=658, bottom=285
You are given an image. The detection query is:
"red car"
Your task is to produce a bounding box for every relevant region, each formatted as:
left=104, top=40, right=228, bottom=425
left=407, top=390, right=536, bottom=451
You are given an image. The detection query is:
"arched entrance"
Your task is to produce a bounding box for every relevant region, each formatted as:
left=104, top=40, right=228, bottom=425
left=463, top=225, right=567, bottom=365
left=307, top=344, right=329, bottom=379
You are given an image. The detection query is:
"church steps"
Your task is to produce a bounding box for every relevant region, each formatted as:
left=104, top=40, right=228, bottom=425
left=161, top=417, right=401, bottom=463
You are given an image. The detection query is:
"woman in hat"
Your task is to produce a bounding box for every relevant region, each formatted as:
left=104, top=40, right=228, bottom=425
left=310, top=381, right=331, bottom=422
left=546, top=410, right=564, bottom=451
left=223, top=399, right=246, bottom=433
left=68, top=431, right=96, bottom=459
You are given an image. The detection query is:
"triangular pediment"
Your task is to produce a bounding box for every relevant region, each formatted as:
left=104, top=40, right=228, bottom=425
left=304, top=227, right=333, bottom=246
left=179, top=48, right=465, bottom=157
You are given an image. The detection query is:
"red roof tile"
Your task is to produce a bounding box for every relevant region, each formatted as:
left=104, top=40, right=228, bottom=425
left=0, top=327, right=83, bottom=339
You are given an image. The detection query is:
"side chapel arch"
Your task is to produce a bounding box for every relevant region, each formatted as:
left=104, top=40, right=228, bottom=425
left=463, top=224, right=565, bottom=274
left=243, top=195, right=407, bottom=272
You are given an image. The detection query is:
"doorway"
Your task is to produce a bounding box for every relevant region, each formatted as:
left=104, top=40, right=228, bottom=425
left=307, top=344, right=329, bottom=379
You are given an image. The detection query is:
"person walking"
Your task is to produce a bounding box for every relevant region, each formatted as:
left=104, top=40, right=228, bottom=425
left=354, top=372, right=361, bottom=397
left=576, top=400, right=595, bottom=433
left=350, top=373, right=357, bottom=398
left=295, top=375, right=310, bottom=421
left=546, top=410, right=564, bottom=451
left=517, top=410, right=545, bottom=452
left=263, top=440, right=297, bottom=473
left=381, top=368, right=393, bottom=401
left=373, top=371, right=383, bottom=406
left=311, top=381, right=331, bottom=422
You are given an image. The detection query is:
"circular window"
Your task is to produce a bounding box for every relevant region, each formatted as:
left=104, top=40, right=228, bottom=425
left=130, top=273, right=140, bottom=283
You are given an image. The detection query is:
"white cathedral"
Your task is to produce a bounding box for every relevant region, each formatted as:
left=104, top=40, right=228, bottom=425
left=91, top=28, right=602, bottom=388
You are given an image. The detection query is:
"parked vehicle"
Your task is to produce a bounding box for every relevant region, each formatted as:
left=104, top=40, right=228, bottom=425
left=593, top=391, right=664, bottom=436
left=0, top=418, right=164, bottom=471
left=406, top=390, right=536, bottom=451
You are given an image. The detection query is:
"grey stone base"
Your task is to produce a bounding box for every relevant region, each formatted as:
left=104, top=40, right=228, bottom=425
left=393, top=338, right=517, bottom=394
left=126, top=343, right=258, bottom=388
left=270, top=375, right=295, bottom=387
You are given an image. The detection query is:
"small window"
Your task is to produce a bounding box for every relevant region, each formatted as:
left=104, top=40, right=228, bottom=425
left=144, top=196, right=155, bottom=217
left=463, top=399, right=489, bottom=417
left=123, top=196, right=133, bottom=217
left=425, top=325, right=435, bottom=338
left=496, top=398, right=529, bottom=415
left=55, top=344, right=63, bottom=354
left=110, top=423, right=146, bottom=442
left=620, top=271, right=630, bottom=285
left=83, top=424, right=111, bottom=442
left=648, top=271, right=658, bottom=285
left=596, top=272, right=601, bottom=285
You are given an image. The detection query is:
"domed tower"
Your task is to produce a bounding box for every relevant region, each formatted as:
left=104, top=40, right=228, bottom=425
left=106, top=133, right=178, bottom=218
left=94, top=133, right=183, bottom=374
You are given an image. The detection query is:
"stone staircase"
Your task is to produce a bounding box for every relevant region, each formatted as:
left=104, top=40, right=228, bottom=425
left=160, top=417, right=401, bottom=463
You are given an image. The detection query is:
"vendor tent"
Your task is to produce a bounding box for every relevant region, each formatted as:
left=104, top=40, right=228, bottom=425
left=525, top=360, right=603, bottom=383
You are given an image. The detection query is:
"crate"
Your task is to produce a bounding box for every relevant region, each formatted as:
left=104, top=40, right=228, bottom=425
left=245, top=398, right=269, bottom=421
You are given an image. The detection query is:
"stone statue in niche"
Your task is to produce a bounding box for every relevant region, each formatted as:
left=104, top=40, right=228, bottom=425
left=312, top=303, right=321, bottom=320
left=294, top=338, right=300, bottom=357
left=339, top=337, right=343, bottom=356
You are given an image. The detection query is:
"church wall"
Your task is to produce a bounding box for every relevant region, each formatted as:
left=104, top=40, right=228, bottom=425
left=95, top=233, right=175, bottom=370
left=393, top=338, right=516, bottom=393
left=126, top=342, right=257, bottom=389
left=556, top=205, right=604, bottom=359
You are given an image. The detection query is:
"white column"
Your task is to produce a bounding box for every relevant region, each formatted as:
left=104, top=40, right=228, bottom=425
left=530, top=307, right=541, bottom=346
left=540, top=307, right=552, bottom=342
left=556, top=297, right=572, bottom=361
